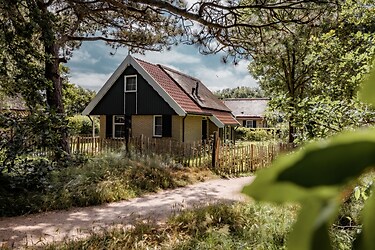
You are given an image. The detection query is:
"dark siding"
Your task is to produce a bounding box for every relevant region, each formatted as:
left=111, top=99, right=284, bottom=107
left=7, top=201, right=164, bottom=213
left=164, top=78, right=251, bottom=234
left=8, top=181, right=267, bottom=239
left=106, top=115, right=113, bottom=138
left=125, top=92, right=136, bottom=114
left=91, top=77, right=124, bottom=115
left=162, top=115, right=172, bottom=137
left=90, top=65, right=176, bottom=116
left=136, top=71, right=175, bottom=115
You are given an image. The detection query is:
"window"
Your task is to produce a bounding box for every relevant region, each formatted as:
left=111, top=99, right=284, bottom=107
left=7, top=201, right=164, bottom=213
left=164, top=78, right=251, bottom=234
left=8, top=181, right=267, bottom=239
left=125, top=75, right=137, bottom=92
left=153, top=115, right=162, bottom=137
left=246, top=120, right=256, bottom=128
left=113, top=115, right=125, bottom=138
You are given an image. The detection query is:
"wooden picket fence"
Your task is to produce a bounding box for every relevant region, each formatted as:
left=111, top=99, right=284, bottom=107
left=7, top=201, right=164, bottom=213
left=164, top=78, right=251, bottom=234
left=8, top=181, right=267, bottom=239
left=68, top=135, right=292, bottom=174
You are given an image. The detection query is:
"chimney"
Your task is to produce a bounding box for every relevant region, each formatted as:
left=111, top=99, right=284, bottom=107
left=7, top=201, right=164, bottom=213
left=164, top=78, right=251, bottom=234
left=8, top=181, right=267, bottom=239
left=195, top=82, right=199, bottom=97
left=191, top=87, right=195, bottom=96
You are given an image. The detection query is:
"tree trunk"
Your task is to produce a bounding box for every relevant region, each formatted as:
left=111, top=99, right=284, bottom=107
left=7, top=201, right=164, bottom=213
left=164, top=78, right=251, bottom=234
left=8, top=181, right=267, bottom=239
left=45, top=43, right=71, bottom=158
left=35, top=0, right=70, bottom=159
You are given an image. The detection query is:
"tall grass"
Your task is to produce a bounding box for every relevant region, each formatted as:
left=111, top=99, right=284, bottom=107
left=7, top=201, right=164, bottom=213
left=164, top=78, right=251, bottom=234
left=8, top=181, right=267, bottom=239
left=0, top=153, right=215, bottom=217
left=45, top=202, right=298, bottom=250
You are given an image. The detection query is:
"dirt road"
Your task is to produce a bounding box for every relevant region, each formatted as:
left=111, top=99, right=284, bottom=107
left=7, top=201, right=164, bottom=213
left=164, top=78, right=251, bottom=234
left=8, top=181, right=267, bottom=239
left=0, top=176, right=254, bottom=248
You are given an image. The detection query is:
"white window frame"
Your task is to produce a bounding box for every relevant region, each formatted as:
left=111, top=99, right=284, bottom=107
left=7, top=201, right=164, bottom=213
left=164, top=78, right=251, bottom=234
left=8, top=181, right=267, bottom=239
left=153, top=115, right=162, bottom=137
left=124, top=75, right=137, bottom=92
left=246, top=120, right=254, bottom=128
left=113, top=115, right=125, bottom=138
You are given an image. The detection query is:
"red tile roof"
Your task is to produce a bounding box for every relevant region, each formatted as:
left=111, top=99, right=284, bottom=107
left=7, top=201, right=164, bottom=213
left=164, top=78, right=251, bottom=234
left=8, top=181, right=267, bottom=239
left=135, top=58, right=203, bottom=114
left=209, top=109, right=240, bottom=125
left=135, top=58, right=237, bottom=126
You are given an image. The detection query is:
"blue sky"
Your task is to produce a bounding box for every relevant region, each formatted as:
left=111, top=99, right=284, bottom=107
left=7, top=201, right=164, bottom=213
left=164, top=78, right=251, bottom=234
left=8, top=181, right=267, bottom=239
left=66, top=41, right=258, bottom=92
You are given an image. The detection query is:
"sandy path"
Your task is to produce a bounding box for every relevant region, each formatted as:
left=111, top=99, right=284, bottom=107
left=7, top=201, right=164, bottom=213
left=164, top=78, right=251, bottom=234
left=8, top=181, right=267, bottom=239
left=0, top=176, right=254, bottom=249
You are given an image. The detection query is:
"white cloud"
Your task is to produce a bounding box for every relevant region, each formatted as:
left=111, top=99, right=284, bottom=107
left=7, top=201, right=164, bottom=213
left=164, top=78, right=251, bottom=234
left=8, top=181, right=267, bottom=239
left=70, top=49, right=100, bottom=64
left=68, top=42, right=258, bottom=92
left=192, top=64, right=258, bottom=91
left=70, top=72, right=111, bottom=92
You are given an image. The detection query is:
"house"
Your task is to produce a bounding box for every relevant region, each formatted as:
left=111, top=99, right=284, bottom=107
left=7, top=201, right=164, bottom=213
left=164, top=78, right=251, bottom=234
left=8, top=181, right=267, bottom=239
left=223, top=98, right=269, bottom=128
left=82, top=55, right=239, bottom=142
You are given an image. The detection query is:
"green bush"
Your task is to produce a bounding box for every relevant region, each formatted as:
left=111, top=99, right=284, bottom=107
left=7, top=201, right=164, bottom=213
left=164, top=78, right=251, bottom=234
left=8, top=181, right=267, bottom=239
left=235, top=127, right=274, bottom=141
left=68, top=115, right=99, bottom=135
left=0, top=153, right=205, bottom=217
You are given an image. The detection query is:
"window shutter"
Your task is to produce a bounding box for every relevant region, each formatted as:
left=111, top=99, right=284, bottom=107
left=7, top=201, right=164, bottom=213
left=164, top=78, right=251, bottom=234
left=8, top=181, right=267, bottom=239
left=242, top=120, right=246, bottom=127
left=162, top=115, right=172, bottom=137
left=253, top=120, right=257, bottom=128
left=106, top=115, right=113, bottom=138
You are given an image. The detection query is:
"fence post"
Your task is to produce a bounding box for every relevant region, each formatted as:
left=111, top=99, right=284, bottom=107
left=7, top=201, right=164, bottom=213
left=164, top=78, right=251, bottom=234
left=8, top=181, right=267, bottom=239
left=211, top=131, right=219, bottom=169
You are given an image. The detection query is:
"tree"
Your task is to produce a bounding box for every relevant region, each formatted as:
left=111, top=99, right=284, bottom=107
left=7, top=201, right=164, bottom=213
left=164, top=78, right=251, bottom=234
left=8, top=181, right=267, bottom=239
left=246, top=1, right=375, bottom=142
left=214, top=86, right=265, bottom=99
left=0, top=0, right=338, bottom=158
left=243, top=60, right=375, bottom=249
left=63, top=83, right=96, bottom=116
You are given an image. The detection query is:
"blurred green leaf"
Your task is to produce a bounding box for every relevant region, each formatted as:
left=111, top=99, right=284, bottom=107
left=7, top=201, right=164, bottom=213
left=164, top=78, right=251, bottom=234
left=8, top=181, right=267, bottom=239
left=243, top=128, right=375, bottom=203
left=356, top=186, right=375, bottom=250
left=288, top=198, right=336, bottom=250
left=359, top=59, right=375, bottom=106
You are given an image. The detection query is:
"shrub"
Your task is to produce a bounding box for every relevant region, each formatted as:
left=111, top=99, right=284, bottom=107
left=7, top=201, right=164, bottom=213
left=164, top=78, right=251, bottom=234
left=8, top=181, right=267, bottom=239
left=235, top=127, right=274, bottom=141
left=68, top=115, right=99, bottom=135
left=0, top=153, right=212, bottom=217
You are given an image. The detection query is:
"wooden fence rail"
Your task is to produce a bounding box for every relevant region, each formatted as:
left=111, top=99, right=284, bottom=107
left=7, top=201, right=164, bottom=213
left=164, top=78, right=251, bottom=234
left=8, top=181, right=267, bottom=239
left=66, top=135, right=292, bottom=174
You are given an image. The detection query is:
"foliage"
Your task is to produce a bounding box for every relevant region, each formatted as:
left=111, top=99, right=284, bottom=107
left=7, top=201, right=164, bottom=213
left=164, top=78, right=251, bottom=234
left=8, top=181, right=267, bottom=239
left=44, top=202, right=297, bottom=250
left=63, top=82, right=96, bottom=116
left=214, top=86, right=265, bottom=99
left=242, top=60, right=375, bottom=249
left=0, top=111, right=70, bottom=173
left=247, top=0, right=375, bottom=143
left=68, top=115, right=99, bottom=136
left=0, top=153, right=215, bottom=217
left=235, top=127, right=275, bottom=141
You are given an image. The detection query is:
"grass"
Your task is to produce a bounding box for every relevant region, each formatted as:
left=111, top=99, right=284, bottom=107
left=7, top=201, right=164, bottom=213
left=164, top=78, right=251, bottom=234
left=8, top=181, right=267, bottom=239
left=43, top=201, right=298, bottom=250
left=0, top=153, right=217, bottom=217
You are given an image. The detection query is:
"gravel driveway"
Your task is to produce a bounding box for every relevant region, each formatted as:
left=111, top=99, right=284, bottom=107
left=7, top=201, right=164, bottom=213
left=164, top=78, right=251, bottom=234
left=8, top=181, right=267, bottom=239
left=0, top=176, right=254, bottom=248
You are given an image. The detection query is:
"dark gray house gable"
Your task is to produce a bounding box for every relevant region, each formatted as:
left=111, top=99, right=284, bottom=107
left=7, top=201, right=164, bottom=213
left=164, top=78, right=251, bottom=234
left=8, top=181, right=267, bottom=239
left=90, top=65, right=176, bottom=116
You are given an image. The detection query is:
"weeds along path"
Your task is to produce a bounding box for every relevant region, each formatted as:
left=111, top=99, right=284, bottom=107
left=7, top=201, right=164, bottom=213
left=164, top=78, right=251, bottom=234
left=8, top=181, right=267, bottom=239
left=0, top=176, right=254, bottom=248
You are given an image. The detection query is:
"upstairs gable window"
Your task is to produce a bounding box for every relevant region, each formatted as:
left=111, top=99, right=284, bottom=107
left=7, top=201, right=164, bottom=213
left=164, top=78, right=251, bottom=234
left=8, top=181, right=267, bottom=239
left=125, top=75, right=137, bottom=92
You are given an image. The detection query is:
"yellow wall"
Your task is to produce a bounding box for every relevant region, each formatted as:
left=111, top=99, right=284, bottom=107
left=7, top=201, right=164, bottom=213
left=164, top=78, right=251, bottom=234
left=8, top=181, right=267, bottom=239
left=184, top=115, right=202, bottom=142
left=172, top=115, right=182, bottom=141
left=99, top=115, right=106, bottom=138
left=208, top=120, right=219, bottom=136
left=132, top=115, right=153, bottom=138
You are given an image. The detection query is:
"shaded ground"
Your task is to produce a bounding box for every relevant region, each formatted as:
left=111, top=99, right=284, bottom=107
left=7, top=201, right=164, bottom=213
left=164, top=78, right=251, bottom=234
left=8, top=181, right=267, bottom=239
left=0, top=176, right=254, bottom=249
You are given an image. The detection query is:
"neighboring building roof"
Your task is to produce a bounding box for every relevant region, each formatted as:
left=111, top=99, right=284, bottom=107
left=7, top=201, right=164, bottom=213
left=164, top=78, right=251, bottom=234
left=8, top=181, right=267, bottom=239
left=0, top=95, right=27, bottom=111
left=83, top=55, right=238, bottom=127
left=223, top=98, right=269, bottom=118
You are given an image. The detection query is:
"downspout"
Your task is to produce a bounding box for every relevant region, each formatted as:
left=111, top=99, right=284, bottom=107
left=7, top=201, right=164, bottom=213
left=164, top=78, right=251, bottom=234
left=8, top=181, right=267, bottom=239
left=182, top=115, right=187, bottom=142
